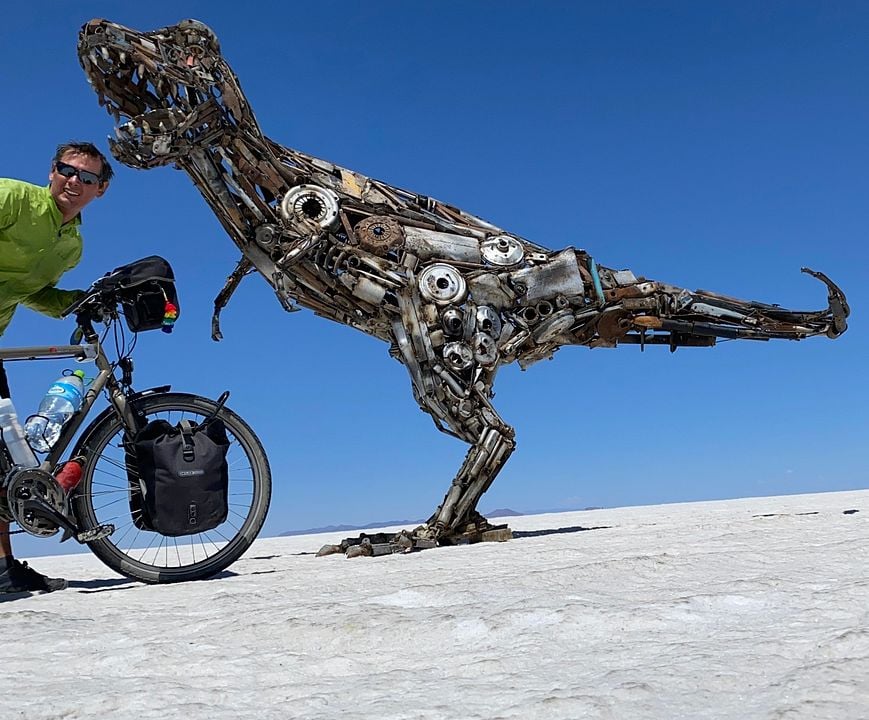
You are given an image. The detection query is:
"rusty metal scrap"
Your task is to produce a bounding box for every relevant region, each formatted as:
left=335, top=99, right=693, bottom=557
left=78, top=19, right=850, bottom=554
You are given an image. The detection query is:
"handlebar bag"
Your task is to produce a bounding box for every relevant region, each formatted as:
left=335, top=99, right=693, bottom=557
left=124, top=417, right=229, bottom=536
left=93, top=255, right=180, bottom=333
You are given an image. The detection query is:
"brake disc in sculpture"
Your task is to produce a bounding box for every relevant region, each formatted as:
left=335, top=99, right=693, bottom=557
left=77, top=19, right=850, bottom=556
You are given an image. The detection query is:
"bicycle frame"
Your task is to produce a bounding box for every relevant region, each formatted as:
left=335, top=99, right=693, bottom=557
left=0, top=314, right=168, bottom=542
left=0, top=331, right=139, bottom=474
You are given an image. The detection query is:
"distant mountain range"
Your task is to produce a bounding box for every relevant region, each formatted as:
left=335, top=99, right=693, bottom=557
left=278, top=506, right=600, bottom=537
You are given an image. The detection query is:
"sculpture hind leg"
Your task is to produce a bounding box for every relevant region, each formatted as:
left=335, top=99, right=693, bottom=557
left=419, top=411, right=516, bottom=547
left=318, top=281, right=516, bottom=556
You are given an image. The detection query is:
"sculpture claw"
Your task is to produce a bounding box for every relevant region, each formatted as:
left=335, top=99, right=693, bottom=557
left=345, top=540, right=374, bottom=559
left=314, top=531, right=412, bottom=558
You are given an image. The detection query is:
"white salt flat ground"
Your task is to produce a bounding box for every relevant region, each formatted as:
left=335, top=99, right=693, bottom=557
left=1, top=489, right=867, bottom=720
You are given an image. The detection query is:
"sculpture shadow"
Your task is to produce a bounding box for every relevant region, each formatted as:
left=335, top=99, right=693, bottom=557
left=512, top=524, right=612, bottom=539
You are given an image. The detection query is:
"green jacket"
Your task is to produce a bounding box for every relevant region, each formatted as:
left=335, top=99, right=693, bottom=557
left=0, top=178, right=84, bottom=337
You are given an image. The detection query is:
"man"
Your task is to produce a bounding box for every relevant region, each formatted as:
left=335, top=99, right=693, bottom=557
left=0, top=142, right=113, bottom=594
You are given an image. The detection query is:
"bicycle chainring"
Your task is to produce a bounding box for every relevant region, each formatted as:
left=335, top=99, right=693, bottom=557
left=6, top=468, right=68, bottom=538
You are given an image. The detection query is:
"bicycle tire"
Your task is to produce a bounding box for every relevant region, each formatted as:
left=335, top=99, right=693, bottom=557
left=70, top=392, right=271, bottom=583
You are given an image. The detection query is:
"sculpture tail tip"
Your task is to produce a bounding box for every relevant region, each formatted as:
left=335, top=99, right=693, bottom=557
left=801, top=267, right=849, bottom=338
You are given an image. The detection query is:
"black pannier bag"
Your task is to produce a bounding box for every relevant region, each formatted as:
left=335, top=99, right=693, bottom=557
left=92, top=255, right=179, bottom=333
left=125, top=418, right=230, bottom=536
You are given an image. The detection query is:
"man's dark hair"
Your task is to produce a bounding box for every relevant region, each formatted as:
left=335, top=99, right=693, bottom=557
left=53, top=141, right=114, bottom=183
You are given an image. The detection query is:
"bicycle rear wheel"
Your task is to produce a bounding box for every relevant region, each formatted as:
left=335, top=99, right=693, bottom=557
left=71, top=392, right=271, bottom=583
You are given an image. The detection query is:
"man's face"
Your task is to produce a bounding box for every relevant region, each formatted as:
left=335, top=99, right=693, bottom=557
left=48, top=151, right=109, bottom=220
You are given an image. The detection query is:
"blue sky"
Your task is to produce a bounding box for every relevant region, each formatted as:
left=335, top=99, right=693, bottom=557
left=2, top=2, right=866, bottom=557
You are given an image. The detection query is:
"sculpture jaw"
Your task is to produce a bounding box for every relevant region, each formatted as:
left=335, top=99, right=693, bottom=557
left=78, top=18, right=240, bottom=168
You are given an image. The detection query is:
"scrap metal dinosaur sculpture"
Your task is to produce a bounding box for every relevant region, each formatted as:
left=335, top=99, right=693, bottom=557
left=77, top=19, right=849, bottom=556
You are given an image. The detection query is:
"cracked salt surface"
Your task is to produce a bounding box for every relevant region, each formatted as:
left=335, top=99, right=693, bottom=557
left=1, top=489, right=867, bottom=719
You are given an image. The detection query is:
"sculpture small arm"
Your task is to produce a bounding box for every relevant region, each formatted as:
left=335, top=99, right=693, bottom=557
left=78, top=19, right=849, bottom=554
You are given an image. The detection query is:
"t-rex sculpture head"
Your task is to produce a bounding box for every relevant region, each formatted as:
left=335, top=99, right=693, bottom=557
left=79, top=18, right=257, bottom=169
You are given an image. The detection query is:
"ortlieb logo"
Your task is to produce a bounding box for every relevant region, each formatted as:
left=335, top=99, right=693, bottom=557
left=178, top=469, right=205, bottom=477
left=189, top=503, right=197, bottom=525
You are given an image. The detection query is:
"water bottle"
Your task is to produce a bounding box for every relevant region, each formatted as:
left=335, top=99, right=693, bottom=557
left=0, top=398, right=39, bottom=467
left=24, top=370, right=86, bottom=453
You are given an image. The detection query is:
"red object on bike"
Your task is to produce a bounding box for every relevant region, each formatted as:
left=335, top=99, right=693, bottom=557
left=55, top=458, right=84, bottom=492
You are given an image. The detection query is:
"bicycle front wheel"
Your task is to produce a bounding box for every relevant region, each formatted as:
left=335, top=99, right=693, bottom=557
left=71, top=392, right=271, bottom=583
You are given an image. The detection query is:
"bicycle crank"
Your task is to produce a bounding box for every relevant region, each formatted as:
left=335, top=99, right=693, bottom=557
left=6, top=468, right=67, bottom=538
left=6, top=468, right=114, bottom=543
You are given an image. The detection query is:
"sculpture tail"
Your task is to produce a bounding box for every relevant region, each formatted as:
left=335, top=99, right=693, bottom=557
left=622, top=267, right=849, bottom=347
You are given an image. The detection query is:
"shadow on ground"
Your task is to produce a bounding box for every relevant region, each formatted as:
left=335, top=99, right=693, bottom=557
left=70, top=569, right=238, bottom=594
left=513, top=525, right=612, bottom=539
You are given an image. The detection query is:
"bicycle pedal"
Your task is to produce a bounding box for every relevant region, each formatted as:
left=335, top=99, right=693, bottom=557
left=76, top=524, right=115, bottom=543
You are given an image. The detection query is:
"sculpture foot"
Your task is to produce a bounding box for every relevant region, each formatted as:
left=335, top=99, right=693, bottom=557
left=317, top=530, right=416, bottom=558
left=435, top=513, right=513, bottom=546
left=315, top=543, right=344, bottom=557
left=318, top=514, right=512, bottom=557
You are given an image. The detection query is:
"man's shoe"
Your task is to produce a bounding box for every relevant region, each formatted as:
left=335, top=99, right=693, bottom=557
left=0, top=560, right=68, bottom=593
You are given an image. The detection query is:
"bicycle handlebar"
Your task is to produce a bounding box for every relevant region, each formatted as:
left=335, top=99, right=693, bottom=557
left=61, top=285, right=115, bottom=321
left=62, top=256, right=179, bottom=340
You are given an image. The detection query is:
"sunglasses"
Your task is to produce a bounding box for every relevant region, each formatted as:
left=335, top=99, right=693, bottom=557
left=54, top=160, right=102, bottom=186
